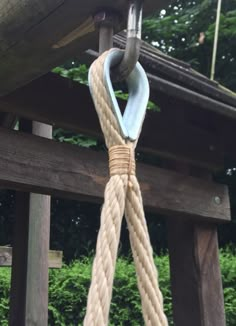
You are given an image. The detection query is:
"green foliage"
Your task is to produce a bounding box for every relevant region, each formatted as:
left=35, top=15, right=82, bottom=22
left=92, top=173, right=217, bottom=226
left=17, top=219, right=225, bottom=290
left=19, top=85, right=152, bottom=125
left=46, top=256, right=173, bottom=325
left=53, top=128, right=97, bottom=148
left=52, top=65, right=89, bottom=85
left=0, top=268, right=10, bottom=324
left=0, top=251, right=236, bottom=325
left=52, top=67, right=160, bottom=112
left=114, top=90, right=160, bottom=112
left=220, top=248, right=236, bottom=324
left=143, top=0, right=236, bottom=90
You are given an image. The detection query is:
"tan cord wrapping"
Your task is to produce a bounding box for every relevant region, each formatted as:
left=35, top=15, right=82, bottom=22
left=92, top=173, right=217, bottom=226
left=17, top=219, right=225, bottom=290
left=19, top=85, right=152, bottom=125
left=109, top=145, right=135, bottom=189
left=84, top=49, right=168, bottom=326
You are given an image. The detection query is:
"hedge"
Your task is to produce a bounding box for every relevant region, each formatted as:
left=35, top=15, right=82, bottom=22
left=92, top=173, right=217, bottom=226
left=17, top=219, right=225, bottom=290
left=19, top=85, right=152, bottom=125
left=0, top=250, right=235, bottom=325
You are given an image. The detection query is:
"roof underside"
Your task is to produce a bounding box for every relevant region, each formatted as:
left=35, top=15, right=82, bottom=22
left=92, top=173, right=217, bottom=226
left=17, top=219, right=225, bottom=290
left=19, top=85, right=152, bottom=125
left=0, top=0, right=168, bottom=96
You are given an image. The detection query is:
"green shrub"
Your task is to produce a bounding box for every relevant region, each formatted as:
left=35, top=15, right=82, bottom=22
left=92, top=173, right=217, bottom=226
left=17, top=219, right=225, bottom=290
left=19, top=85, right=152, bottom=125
left=220, top=248, right=236, bottom=325
left=0, top=268, right=10, bottom=325
left=48, top=255, right=172, bottom=326
left=0, top=250, right=235, bottom=325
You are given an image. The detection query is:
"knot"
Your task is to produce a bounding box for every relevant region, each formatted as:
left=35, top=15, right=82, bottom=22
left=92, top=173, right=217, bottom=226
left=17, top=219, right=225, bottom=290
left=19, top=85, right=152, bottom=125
left=109, top=145, right=136, bottom=177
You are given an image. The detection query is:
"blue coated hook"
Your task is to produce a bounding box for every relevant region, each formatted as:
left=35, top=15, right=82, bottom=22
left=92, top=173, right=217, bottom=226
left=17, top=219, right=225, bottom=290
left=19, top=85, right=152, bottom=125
left=102, top=48, right=149, bottom=141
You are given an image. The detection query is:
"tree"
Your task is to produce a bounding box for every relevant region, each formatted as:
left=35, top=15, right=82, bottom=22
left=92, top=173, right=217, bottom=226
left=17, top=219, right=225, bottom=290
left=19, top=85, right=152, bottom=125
left=143, top=0, right=236, bottom=90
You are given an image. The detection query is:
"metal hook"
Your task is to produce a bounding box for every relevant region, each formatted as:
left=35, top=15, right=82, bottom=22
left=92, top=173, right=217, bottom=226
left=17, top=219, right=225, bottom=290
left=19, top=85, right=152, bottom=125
left=112, top=0, right=143, bottom=82
left=101, top=48, right=149, bottom=141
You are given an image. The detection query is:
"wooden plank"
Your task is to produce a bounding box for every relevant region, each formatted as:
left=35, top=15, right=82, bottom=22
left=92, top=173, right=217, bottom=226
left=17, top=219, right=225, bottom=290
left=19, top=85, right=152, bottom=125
left=0, top=73, right=224, bottom=169
left=25, top=121, right=52, bottom=325
left=168, top=221, right=226, bottom=326
left=48, top=250, right=63, bottom=269
left=0, top=113, right=16, bottom=128
left=0, top=247, right=62, bottom=269
left=0, top=0, right=167, bottom=95
left=0, top=127, right=230, bottom=222
left=88, top=38, right=236, bottom=107
left=147, top=73, right=236, bottom=122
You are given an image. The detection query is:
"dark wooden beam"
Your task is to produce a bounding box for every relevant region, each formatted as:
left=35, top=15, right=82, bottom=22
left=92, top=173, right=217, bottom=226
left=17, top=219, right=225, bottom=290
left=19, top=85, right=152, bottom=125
left=9, top=192, right=30, bottom=326
left=0, top=73, right=224, bottom=169
left=168, top=221, right=226, bottom=326
left=86, top=42, right=236, bottom=108
left=0, top=113, right=17, bottom=128
left=0, top=127, right=230, bottom=222
left=9, top=120, right=31, bottom=326
left=0, top=0, right=167, bottom=95
left=147, top=73, right=236, bottom=121
left=167, top=165, right=226, bottom=326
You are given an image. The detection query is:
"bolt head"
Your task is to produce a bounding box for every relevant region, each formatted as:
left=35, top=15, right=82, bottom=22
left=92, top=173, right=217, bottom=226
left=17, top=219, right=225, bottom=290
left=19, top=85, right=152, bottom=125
left=214, top=196, right=221, bottom=205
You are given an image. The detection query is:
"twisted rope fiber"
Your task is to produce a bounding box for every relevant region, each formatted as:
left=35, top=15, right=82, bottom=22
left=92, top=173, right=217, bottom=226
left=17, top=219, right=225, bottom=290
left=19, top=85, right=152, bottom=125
left=84, top=49, right=168, bottom=326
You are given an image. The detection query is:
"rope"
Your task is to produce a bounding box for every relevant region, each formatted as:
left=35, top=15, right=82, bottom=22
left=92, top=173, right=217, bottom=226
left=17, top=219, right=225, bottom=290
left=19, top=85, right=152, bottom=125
left=84, top=49, right=168, bottom=326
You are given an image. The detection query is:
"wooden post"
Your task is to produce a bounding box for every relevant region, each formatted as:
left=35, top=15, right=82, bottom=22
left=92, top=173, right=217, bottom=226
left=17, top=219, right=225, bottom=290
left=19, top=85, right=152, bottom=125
left=167, top=165, right=226, bottom=326
left=9, top=192, right=30, bottom=326
left=9, top=120, right=31, bottom=326
left=168, top=221, right=226, bottom=326
left=25, top=122, right=52, bottom=325
left=9, top=121, right=52, bottom=326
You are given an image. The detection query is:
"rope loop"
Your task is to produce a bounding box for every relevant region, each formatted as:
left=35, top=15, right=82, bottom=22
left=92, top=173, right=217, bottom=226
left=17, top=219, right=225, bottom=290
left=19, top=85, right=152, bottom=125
left=84, top=49, right=168, bottom=326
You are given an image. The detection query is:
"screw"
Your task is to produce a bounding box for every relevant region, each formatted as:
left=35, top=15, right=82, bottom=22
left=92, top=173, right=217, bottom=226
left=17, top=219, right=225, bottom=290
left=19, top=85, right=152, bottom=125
left=214, top=196, right=221, bottom=205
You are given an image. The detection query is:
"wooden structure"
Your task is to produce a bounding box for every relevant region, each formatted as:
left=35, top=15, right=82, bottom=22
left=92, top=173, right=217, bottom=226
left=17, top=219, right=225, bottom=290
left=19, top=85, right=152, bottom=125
left=0, top=247, right=62, bottom=268
left=0, top=1, right=235, bottom=325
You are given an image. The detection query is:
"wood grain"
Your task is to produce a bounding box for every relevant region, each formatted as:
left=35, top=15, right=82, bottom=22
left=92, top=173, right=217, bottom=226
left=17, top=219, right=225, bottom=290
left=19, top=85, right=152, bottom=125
left=168, top=221, right=226, bottom=326
left=9, top=192, right=30, bottom=326
left=167, top=166, right=226, bottom=326
left=0, top=0, right=167, bottom=95
left=0, top=247, right=62, bottom=269
left=25, top=122, right=52, bottom=326
left=0, top=127, right=230, bottom=222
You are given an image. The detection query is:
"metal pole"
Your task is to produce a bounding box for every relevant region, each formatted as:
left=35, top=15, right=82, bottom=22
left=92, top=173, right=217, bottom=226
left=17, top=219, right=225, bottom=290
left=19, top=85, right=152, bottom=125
left=210, top=0, right=222, bottom=80
left=94, top=10, right=118, bottom=54
left=99, top=24, right=114, bottom=54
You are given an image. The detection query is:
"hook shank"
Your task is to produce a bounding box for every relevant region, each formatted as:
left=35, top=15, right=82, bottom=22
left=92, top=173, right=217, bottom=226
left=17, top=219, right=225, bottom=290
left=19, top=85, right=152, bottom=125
left=112, top=0, right=143, bottom=81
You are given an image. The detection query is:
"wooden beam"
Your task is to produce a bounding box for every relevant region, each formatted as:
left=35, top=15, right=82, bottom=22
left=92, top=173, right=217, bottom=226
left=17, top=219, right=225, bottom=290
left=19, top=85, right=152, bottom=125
left=0, top=0, right=167, bottom=95
left=0, top=127, right=230, bottom=222
left=168, top=221, right=226, bottom=326
left=167, top=165, right=226, bottom=326
left=0, top=73, right=224, bottom=169
left=0, top=113, right=17, bottom=128
left=9, top=192, right=30, bottom=326
left=147, top=73, right=236, bottom=122
left=85, top=43, right=236, bottom=108
left=0, top=247, right=62, bottom=269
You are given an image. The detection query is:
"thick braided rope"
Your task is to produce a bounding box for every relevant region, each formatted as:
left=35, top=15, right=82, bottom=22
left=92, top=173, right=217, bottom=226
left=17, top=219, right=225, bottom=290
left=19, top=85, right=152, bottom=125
left=84, top=49, right=168, bottom=326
